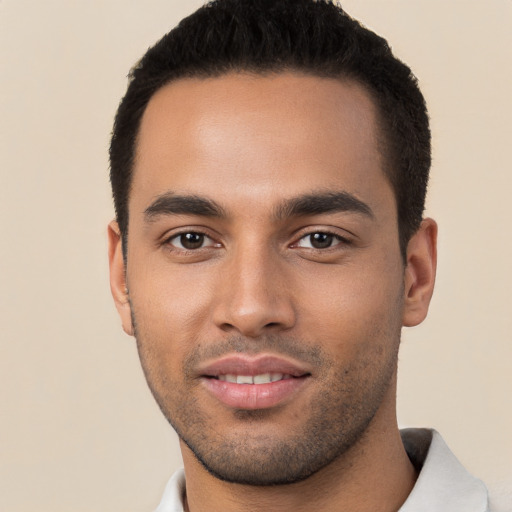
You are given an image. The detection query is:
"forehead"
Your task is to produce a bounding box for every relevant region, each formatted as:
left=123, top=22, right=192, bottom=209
left=132, top=72, right=390, bottom=215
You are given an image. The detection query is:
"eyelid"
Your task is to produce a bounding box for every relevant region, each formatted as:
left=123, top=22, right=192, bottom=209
left=162, top=227, right=222, bottom=250
left=296, top=234, right=343, bottom=249
left=290, top=226, right=353, bottom=248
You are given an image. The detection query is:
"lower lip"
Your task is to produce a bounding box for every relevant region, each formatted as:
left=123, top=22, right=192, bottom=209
left=202, top=377, right=308, bottom=410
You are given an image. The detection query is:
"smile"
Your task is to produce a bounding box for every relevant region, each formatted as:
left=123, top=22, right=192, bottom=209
left=216, top=373, right=292, bottom=384
left=198, top=355, right=311, bottom=410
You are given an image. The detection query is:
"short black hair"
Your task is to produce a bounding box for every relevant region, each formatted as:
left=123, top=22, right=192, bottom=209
left=110, top=0, right=431, bottom=259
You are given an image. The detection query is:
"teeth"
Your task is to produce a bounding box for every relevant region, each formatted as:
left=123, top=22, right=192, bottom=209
left=253, top=373, right=272, bottom=384
left=218, top=374, right=236, bottom=382
left=218, top=373, right=288, bottom=384
left=236, top=375, right=253, bottom=384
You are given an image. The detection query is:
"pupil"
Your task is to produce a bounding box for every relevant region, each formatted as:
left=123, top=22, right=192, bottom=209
left=311, top=233, right=333, bottom=249
left=181, top=233, right=204, bottom=249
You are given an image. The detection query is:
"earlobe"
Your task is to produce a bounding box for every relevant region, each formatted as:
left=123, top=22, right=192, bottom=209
left=402, top=218, right=438, bottom=327
left=107, top=220, right=134, bottom=336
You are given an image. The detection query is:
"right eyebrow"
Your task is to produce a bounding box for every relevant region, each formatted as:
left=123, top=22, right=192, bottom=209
left=143, top=192, right=226, bottom=222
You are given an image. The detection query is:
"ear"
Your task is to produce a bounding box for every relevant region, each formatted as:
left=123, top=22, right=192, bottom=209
left=107, top=220, right=134, bottom=336
left=402, top=218, right=438, bottom=327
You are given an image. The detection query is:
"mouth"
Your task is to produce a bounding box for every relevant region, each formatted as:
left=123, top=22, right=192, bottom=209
left=214, top=373, right=295, bottom=384
left=199, top=355, right=311, bottom=410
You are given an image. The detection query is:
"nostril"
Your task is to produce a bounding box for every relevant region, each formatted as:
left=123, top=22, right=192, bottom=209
left=219, top=322, right=236, bottom=332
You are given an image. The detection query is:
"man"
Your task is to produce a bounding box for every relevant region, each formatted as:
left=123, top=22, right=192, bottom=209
left=107, top=0, right=491, bottom=510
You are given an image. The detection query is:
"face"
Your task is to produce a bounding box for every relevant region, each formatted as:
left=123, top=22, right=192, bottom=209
left=109, top=72, right=435, bottom=485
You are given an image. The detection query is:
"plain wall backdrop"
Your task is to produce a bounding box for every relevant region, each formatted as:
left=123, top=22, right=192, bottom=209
left=1, top=1, right=511, bottom=510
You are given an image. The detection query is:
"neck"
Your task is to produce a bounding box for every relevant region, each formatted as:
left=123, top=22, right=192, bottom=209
left=181, top=387, right=417, bottom=512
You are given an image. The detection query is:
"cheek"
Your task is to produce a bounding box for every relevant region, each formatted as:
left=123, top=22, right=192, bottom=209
left=297, top=262, right=404, bottom=354
left=127, top=262, right=216, bottom=360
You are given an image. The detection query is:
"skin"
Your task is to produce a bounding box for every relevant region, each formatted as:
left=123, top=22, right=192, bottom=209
left=109, top=72, right=437, bottom=512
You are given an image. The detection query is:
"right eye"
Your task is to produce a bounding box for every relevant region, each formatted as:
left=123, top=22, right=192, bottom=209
left=167, top=232, right=217, bottom=250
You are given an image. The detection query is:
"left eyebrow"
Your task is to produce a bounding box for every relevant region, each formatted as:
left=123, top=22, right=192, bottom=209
left=274, top=191, right=374, bottom=220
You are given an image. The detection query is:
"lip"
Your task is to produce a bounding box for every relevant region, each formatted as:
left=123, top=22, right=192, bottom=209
left=199, top=354, right=311, bottom=410
left=199, top=354, right=311, bottom=378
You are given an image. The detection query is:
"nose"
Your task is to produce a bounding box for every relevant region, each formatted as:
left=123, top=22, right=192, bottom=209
left=212, top=244, right=296, bottom=338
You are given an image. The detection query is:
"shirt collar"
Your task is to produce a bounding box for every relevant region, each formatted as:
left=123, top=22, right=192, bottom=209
left=399, top=428, right=489, bottom=512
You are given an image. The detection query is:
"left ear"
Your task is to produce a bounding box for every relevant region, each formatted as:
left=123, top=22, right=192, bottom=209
left=402, top=218, right=438, bottom=327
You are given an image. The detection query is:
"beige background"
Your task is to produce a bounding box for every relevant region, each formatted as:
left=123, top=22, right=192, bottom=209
left=1, top=1, right=511, bottom=510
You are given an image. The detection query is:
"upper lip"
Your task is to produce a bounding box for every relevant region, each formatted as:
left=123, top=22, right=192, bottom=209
left=198, top=354, right=311, bottom=378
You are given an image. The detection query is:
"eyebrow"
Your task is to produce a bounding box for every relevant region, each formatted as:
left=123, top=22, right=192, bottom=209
left=144, top=193, right=226, bottom=221
left=274, top=191, right=374, bottom=220
left=143, top=190, right=373, bottom=222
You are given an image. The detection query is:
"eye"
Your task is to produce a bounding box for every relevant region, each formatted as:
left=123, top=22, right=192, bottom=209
left=296, top=232, right=346, bottom=250
left=167, top=232, right=217, bottom=250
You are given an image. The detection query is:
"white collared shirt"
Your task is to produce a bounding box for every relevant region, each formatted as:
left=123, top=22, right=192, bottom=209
left=154, top=428, right=490, bottom=512
left=399, top=429, right=489, bottom=511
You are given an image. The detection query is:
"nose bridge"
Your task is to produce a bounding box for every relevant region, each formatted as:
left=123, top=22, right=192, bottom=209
left=213, top=237, right=295, bottom=336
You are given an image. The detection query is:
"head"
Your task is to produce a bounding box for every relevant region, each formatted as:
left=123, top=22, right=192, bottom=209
left=110, top=0, right=431, bottom=261
left=108, top=0, right=436, bottom=487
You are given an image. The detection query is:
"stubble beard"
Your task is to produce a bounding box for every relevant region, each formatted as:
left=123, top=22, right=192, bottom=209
left=133, top=318, right=401, bottom=486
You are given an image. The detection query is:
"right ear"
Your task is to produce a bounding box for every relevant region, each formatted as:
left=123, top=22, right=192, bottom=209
left=107, top=221, right=134, bottom=336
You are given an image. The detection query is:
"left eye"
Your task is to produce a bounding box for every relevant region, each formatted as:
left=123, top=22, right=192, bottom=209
left=296, top=232, right=344, bottom=249
left=167, top=232, right=216, bottom=250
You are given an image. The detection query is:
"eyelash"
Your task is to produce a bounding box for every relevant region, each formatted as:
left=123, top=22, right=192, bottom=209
left=164, top=230, right=219, bottom=251
left=293, top=230, right=351, bottom=251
